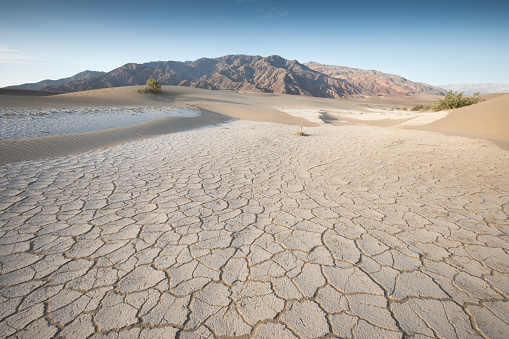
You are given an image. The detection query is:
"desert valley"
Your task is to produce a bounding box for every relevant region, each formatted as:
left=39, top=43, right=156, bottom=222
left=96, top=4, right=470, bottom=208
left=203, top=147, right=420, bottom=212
left=0, top=55, right=508, bottom=338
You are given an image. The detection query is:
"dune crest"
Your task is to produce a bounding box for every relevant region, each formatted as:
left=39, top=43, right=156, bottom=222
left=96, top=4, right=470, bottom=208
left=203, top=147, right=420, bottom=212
left=419, top=93, right=509, bottom=147
left=1, top=86, right=507, bottom=166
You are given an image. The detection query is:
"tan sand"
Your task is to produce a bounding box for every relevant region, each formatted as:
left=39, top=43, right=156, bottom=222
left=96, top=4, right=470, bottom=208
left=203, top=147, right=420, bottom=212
left=0, top=112, right=229, bottom=165
left=0, top=86, right=395, bottom=165
left=1, top=86, right=508, bottom=165
left=1, top=86, right=508, bottom=337
left=344, top=93, right=444, bottom=109
left=0, top=86, right=310, bottom=164
left=0, top=88, right=63, bottom=96
left=418, top=93, right=509, bottom=149
left=0, top=86, right=320, bottom=124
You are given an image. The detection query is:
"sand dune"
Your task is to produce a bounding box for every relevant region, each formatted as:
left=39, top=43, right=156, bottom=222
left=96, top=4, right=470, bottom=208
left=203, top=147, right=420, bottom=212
left=0, top=88, right=63, bottom=96
left=0, top=86, right=178, bottom=108
left=1, top=86, right=508, bottom=337
left=420, top=93, right=509, bottom=148
left=1, top=86, right=508, bottom=166
left=0, top=86, right=318, bottom=164
left=0, top=112, right=231, bottom=165
left=0, top=86, right=387, bottom=164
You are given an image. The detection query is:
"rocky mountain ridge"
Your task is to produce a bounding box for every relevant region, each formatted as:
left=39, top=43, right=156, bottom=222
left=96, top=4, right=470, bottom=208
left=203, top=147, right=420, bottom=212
left=305, top=62, right=446, bottom=96
left=8, top=70, right=105, bottom=91
left=7, top=55, right=446, bottom=98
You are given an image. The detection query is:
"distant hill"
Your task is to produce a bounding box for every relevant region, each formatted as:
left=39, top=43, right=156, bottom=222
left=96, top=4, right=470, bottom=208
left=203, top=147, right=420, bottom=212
left=7, top=70, right=105, bottom=91
left=305, top=62, right=446, bottom=96
left=44, top=55, right=359, bottom=98
left=438, top=83, right=509, bottom=96
left=6, top=55, right=445, bottom=99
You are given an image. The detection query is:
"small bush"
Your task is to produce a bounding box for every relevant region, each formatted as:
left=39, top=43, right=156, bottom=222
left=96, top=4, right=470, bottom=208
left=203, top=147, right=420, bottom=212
left=411, top=104, right=427, bottom=111
left=390, top=106, right=408, bottom=111
left=147, top=79, right=161, bottom=93
left=138, top=79, right=161, bottom=94
left=294, top=126, right=308, bottom=136
left=410, top=91, right=484, bottom=112
left=430, top=91, right=484, bottom=111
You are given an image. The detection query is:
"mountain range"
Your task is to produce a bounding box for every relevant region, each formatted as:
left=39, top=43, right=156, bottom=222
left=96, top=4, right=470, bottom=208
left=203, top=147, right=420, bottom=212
left=7, top=55, right=446, bottom=98
left=9, top=70, right=105, bottom=91
left=438, top=83, right=509, bottom=96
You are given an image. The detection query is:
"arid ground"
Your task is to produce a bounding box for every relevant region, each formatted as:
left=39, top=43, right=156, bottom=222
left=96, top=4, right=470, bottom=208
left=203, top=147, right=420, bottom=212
left=0, top=87, right=508, bottom=338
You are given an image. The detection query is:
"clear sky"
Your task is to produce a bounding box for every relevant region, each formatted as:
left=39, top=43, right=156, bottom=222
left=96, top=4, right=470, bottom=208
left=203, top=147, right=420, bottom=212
left=1, top=0, right=508, bottom=87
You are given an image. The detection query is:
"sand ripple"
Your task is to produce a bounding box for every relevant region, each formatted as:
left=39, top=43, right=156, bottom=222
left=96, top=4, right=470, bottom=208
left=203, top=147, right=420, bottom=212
left=0, top=107, right=200, bottom=140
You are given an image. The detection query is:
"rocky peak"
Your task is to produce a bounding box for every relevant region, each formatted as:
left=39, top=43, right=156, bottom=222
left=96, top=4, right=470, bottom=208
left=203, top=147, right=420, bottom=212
left=17, top=54, right=444, bottom=98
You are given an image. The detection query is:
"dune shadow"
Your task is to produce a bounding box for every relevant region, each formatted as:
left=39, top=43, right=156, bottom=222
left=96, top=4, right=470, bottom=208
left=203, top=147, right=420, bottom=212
left=319, top=111, right=340, bottom=124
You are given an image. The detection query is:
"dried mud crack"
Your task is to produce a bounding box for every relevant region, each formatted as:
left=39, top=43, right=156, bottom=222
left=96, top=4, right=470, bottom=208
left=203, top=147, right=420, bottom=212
left=0, top=121, right=508, bottom=338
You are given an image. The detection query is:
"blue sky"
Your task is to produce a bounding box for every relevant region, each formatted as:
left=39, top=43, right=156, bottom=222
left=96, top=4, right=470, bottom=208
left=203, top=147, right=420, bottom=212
left=1, top=0, right=508, bottom=87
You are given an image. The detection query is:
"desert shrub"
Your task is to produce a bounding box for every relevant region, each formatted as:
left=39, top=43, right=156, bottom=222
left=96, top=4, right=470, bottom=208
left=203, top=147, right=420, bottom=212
left=411, top=104, right=427, bottom=111
left=294, top=126, right=308, bottom=136
left=138, top=79, right=161, bottom=94
left=390, top=106, right=408, bottom=111
left=147, top=79, right=161, bottom=93
left=430, top=91, right=484, bottom=111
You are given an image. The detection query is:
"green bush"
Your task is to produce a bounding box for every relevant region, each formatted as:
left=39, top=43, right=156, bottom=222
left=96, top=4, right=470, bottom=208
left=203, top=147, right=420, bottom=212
left=147, top=79, right=161, bottom=93
left=390, top=106, right=408, bottom=111
left=138, top=79, right=161, bottom=94
left=411, top=104, right=427, bottom=111
left=410, top=91, right=484, bottom=112
left=430, top=90, right=484, bottom=111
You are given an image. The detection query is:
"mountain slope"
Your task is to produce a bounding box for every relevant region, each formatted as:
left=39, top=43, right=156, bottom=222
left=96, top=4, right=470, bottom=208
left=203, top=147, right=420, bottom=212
left=10, top=55, right=445, bottom=99
left=188, top=55, right=358, bottom=98
left=46, top=55, right=358, bottom=98
left=304, top=62, right=446, bottom=96
left=7, top=71, right=105, bottom=90
left=438, top=83, right=509, bottom=96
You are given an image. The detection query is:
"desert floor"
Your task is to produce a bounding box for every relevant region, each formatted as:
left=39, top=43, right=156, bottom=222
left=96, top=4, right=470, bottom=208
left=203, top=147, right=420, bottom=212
left=0, top=87, right=508, bottom=338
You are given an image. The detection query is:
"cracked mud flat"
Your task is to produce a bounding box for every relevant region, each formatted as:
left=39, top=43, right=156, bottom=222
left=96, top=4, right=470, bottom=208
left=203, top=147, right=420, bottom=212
left=0, top=120, right=508, bottom=338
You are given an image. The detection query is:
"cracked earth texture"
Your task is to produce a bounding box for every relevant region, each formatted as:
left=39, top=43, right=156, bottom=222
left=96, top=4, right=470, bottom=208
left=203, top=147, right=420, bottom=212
left=0, top=121, right=508, bottom=338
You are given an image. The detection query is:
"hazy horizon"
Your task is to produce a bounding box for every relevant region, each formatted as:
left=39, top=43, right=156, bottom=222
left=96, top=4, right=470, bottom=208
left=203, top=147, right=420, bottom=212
left=1, top=0, right=508, bottom=88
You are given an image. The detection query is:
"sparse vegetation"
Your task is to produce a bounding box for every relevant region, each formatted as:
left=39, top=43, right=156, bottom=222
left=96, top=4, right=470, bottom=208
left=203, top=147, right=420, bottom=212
left=294, top=126, right=308, bottom=136
left=411, top=91, right=484, bottom=111
left=411, top=104, right=426, bottom=111
left=390, top=106, right=408, bottom=111
left=138, top=79, right=161, bottom=94
left=431, top=90, right=484, bottom=110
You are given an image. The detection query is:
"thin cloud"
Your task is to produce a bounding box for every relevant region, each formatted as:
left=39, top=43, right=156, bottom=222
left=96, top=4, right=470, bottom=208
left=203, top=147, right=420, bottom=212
left=0, top=47, right=39, bottom=64
left=234, top=1, right=289, bottom=19
left=263, top=7, right=289, bottom=19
